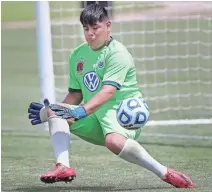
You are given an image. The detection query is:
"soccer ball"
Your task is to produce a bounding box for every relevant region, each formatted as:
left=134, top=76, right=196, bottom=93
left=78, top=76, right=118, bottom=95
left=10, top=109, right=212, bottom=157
left=116, top=98, right=150, bottom=130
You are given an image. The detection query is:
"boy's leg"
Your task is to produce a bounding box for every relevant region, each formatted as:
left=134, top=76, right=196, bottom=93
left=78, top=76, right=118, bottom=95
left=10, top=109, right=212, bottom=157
left=40, top=109, right=76, bottom=183
left=108, top=135, right=195, bottom=188
left=41, top=110, right=105, bottom=184
left=97, top=108, right=167, bottom=177
left=97, top=108, right=194, bottom=188
left=70, top=113, right=105, bottom=146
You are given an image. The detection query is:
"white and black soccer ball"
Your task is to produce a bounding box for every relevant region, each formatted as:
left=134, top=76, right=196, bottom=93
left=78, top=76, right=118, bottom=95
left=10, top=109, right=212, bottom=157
left=116, top=98, right=150, bottom=130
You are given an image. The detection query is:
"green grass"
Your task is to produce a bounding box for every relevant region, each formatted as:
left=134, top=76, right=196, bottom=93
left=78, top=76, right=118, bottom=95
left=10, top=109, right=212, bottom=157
left=1, top=1, right=81, bottom=23
left=1, top=1, right=163, bottom=23
left=1, top=1, right=212, bottom=192
left=2, top=132, right=212, bottom=192
left=1, top=1, right=35, bottom=22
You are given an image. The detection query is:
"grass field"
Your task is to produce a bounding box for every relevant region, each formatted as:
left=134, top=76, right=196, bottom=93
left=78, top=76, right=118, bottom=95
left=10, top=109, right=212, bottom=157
left=1, top=2, right=212, bottom=192
left=1, top=1, right=163, bottom=22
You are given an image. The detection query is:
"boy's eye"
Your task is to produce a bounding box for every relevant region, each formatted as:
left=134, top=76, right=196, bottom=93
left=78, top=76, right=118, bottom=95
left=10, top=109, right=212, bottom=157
left=93, top=26, right=99, bottom=30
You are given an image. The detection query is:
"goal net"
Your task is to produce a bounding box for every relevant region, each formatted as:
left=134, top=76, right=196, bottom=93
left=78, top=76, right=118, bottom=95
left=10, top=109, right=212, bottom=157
left=49, top=1, right=212, bottom=126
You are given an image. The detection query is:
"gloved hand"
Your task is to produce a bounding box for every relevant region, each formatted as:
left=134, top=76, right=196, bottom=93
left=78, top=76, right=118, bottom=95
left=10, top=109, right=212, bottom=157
left=53, top=105, right=87, bottom=120
left=43, top=99, right=87, bottom=120
left=28, top=99, right=87, bottom=125
left=28, top=102, right=47, bottom=125
left=28, top=99, right=69, bottom=125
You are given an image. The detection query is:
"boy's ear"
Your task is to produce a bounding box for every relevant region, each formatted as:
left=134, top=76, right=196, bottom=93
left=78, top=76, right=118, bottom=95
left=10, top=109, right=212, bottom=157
left=106, top=20, right=112, bottom=31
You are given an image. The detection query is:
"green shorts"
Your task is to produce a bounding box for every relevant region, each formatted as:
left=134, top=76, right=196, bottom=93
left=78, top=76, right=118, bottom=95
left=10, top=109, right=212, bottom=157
left=70, top=105, right=141, bottom=146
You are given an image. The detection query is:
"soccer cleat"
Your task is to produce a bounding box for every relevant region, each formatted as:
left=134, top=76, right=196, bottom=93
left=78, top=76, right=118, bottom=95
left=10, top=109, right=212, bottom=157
left=40, top=163, right=76, bottom=184
left=162, top=168, right=195, bottom=188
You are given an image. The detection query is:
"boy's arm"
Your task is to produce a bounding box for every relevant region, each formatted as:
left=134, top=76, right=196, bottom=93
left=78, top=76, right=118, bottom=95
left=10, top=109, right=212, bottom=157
left=63, top=90, right=83, bottom=105
left=83, top=85, right=117, bottom=115
left=47, top=85, right=116, bottom=121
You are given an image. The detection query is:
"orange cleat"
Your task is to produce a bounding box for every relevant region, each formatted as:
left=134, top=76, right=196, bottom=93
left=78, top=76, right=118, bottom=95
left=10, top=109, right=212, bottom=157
left=162, top=168, right=195, bottom=188
left=40, top=163, right=76, bottom=184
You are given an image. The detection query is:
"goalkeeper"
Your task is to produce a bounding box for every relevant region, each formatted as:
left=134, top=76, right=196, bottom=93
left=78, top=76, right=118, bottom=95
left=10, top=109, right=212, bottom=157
left=28, top=4, right=194, bottom=188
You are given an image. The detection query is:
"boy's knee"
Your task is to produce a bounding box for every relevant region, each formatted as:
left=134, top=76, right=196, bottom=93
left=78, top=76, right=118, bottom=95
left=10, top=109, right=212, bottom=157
left=105, top=133, right=127, bottom=154
left=48, top=117, right=70, bottom=136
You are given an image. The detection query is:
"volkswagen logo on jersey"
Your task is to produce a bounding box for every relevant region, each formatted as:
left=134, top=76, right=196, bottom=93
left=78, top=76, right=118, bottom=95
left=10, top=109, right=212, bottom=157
left=83, top=71, right=100, bottom=92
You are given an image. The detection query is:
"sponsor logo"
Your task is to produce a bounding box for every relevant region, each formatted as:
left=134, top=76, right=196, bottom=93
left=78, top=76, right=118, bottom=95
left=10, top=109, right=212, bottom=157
left=77, top=61, right=84, bottom=73
left=97, top=59, right=104, bottom=68
left=76, top=58, right=86, bottom=73
left=83, top=71, right=100, bottom=92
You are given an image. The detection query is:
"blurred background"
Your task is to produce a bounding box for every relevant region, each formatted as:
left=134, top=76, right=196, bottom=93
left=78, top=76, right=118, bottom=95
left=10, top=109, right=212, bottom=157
left=2, top=1, right=212, bottom=191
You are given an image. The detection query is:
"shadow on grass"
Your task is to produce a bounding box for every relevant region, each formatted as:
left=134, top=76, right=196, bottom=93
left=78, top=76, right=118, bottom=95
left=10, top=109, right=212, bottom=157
left=15, top=186, right=114, bottom=192
left=15, top=185, right=172, bottom=192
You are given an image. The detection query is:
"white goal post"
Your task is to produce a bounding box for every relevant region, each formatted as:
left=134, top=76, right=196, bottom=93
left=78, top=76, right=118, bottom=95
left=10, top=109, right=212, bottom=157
left=35, top=1, right=55, bottom=104
left=36, top=1, right=212, bottom=126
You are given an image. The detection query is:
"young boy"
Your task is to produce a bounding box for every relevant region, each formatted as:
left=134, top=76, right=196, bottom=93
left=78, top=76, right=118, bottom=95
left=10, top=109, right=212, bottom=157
left=28, top=4, right=194, bottom=188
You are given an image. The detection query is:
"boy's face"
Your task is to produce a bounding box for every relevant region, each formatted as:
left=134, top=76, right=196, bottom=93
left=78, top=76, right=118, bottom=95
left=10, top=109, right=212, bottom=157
left=83, top=20, right=111, bottom=50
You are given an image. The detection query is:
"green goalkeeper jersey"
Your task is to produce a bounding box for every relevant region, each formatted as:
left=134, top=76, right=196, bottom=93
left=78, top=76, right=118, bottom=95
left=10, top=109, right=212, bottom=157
left=68, top=38, right=142, bottom=108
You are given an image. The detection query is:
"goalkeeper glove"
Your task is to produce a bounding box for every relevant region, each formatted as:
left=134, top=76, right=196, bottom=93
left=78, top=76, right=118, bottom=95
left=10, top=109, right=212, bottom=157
left=28, top=102, right=47, bottom=125
left=28, top=99, right=87, bottom=125
left=52, top=105, right=87, bottom=120
left=43, top=99, right=87, bottom=120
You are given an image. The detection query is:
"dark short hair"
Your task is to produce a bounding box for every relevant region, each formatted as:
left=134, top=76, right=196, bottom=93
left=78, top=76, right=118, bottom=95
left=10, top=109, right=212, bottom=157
left=80, top=4, right=108, bottom=26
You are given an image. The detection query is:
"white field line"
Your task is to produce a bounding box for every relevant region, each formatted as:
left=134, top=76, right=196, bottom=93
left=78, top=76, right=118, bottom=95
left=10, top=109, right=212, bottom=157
left=142, top=119, right=212, bottom=140
left=142, top=133, right=212, bottom=140
left=146, top=119, right=212, bottom=126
